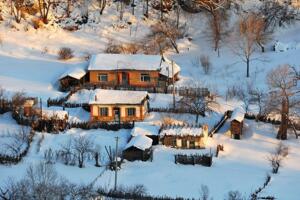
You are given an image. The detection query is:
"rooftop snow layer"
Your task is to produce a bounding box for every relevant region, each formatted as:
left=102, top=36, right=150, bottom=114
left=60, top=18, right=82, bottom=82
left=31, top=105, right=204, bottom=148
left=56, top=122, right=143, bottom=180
left=131, top=122, right=160, bottom=136
left=42, top=109, right=68, bottom=120
left=160, top=127, right=203, bottom=137
left=87, top=54, right=180, bottom=78
left=231, top=107, right=245, bottom=123
left=160, top=57, right=181, bottom=78
left=125, top=135, right=153, bottom=151
left=89, top=89, right=148, bottom=105
left=59, top=67, right=86, bottom=80
left=88, top=54, right=162, bottom=71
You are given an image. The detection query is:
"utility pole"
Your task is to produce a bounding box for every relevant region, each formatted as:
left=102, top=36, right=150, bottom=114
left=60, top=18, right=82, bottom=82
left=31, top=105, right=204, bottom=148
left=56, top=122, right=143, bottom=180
left=40, top=98, right=42, bottom=119
left=172, top=61, right=175, bottom=109
left=114, top=136, right=119, bottom=191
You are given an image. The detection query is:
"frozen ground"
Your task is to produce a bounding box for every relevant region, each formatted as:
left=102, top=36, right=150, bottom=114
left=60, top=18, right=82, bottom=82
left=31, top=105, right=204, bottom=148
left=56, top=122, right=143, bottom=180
left=0, top=0, right=299, bottom=199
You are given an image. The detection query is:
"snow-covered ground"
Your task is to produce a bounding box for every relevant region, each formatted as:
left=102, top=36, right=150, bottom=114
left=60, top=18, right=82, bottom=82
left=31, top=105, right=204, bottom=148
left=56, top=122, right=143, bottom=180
left=0, top=0, right=299, bottom=199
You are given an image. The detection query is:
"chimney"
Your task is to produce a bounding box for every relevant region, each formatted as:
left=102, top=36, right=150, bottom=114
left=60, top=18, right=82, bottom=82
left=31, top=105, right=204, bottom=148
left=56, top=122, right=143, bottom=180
left=94, top=95, right=98, bottom=101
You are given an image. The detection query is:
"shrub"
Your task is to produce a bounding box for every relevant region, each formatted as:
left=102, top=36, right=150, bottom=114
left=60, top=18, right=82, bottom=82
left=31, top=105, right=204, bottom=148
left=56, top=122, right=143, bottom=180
left=58, top=47, right=74, bottom=60
left=200, top=55, right=211, bottom=74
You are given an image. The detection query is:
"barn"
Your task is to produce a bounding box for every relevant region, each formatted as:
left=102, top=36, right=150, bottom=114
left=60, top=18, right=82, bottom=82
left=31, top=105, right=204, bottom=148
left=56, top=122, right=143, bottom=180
left=230, top=107, right=245, bottom=139
left=123, top=135, right=153, bottom=161
left=58, top=68, right=86, bottom=91
left=130, top=122, right=160, bottom=145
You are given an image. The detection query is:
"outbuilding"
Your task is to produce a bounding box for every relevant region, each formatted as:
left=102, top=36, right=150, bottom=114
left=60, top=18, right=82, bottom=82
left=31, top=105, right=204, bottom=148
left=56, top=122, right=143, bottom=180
left=59, top=68, right=86, bottom=91
left=123, top=135, right=153, bottom=161
left=230, top=107, right=245, bottom=139
left=130, top=122, right=160, bottom=145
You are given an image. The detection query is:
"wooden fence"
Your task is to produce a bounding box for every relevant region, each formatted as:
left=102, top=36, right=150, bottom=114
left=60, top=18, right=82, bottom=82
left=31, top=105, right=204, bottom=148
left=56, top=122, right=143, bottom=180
left=174, top=153, right=213, bottom=167
left=0, top=129, right=35, bottom=165
left=149, top=107, right=205, bottom=116
left=0, top=99, right=12, bottom=114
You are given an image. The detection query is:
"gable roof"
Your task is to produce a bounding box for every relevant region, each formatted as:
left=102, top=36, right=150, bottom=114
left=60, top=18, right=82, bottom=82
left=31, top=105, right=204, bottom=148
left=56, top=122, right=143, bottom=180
left=231, top=107, right=245, bottom=123
left=89, top=89, right=148, bottom=105
left=125, top=135, right=153, bottom=151
left=131, top=122, right=160, bottom=137
left=87, top=54, right=181, bottom=78
left=59, top=67, right=86, bottom=80
left=88, top=54, right=162, bottom=71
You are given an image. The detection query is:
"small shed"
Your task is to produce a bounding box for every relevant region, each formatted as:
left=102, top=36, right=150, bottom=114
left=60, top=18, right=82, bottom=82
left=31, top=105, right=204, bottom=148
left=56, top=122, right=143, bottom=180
left=123, top=135, right=153, bottom=162
left=130, top=122, right=160, bottom=145
left=22, top=98, right=38, bottom=117
left=160, top=125, right=209, bottom=149
left=230, top=107, right=245, bottom=139
left=59, top=68, right=86, bottom=91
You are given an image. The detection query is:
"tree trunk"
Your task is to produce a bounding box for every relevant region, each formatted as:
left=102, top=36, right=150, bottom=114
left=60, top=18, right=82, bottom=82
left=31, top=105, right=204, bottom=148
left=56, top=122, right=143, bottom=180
left=277, top=98, right=288, bottom=140
left=246, top=58, right=250, bottom=77
left=196, top=114, right=199, bottom=123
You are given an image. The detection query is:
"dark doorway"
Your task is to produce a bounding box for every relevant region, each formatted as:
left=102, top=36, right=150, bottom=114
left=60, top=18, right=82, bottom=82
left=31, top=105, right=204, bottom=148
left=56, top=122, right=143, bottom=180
left=122, top=72, right=129, bottom=85
left=113, top=107, right=120, bottom=122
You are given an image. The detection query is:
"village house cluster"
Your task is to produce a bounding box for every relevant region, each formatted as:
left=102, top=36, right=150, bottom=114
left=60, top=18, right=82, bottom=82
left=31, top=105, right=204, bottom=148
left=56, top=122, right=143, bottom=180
left=21, top=53, right=246, bottom=162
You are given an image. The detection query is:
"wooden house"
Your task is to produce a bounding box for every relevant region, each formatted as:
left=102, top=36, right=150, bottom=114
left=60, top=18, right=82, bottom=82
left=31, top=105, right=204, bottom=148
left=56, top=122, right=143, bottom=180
left=230, top=107, right=245, bottom=139
left=87, top=54, right=180, bottom=91
left=89, top=89, right=149, bottom=122
left=59, top=68, right=86, bottom=91
left=160, top=125, right=209, bottom=149
left=123, top=135, right=153, bottom=161
left=22, top=98, right=38, bottom=117
left=130, top=122, right=160, bottom=145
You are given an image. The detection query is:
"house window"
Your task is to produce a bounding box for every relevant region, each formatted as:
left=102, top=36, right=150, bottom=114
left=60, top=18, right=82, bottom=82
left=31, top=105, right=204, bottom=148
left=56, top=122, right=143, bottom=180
left=99, top=107, right=108, bottom=116
left=97, top=73, right=108, bottom=82
left=141, top=73, right=151, bottom=82
left=127, top=108, right=136, bottom=116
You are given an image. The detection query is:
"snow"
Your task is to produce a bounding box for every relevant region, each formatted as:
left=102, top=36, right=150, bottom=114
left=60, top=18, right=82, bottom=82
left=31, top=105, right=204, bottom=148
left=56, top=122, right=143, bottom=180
left=59, top=67, right=86, bottom=80
left=274, top=41, right=300, bottom=52
left=89, top=89, right=148, bottom=105
left=230, top=107, right=246, bottom=123
left=88, top=54, right=181, bottom=78
left=125, top=135, right=153, bottom=151
left=130, top=122, right=160, bottom=136
left=42, top=109, right=68, bottom=120
left=160, top=127, right=203, bottom=137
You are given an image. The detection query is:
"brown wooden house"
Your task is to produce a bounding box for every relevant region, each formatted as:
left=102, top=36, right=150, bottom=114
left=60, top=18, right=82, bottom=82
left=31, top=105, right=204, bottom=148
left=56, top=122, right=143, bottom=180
left=87, top=54, right=180, bottom=91
left=123, top=135, right=153, bottom=161
left=230, top=107, right=245, bottom=139
left=89, top=89, right=149, bottom=122
left=160, top=125, right=209, bottom=149
left=59, top=68, right=86, bottom=91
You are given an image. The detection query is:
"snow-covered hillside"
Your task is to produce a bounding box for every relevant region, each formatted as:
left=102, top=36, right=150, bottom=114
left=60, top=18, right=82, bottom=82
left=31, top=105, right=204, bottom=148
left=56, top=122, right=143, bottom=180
left=0, top=0, right=299, bottom=199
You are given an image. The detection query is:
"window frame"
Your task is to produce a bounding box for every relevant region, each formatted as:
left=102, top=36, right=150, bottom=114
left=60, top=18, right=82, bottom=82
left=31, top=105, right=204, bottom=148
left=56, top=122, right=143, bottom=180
left=127, top=107, right=136, bottom=117
left=99, top=107, right=109, bottom=117
left=97, top=73, right=108, bottom=82
left=140, top=73, right=151, bottom=82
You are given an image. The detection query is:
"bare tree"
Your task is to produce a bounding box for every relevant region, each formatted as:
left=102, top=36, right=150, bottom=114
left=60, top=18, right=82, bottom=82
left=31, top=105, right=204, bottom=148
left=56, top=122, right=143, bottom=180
left=149, top=20, right=186, bottom=53
left=200, top=55, right=211, bottom=74
left=37, top=0, right=56, bottom=24
left=92, top=144, right=102, bottom=167
left=231, top=13, right=264, bottom=78
left=73, top=135, right=93, bottom=168
left=11, top=91, right=26, bottom=112
left=199, top=184, right=210, bottom=200
left=97, top=0, right=107, bottom=15
left=11, top=0, right=25, bottom=23
left=195, top=0, right=228, bottom=53
left=267, top=64, right=300, bottom=140
left=177, top=95, right=215, bottom=123
left=259, top=0, right=299, bottom=32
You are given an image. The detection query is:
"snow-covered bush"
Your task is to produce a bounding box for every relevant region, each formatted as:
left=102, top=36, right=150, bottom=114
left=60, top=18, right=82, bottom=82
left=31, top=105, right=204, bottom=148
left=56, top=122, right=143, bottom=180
left=58, top=47, right=74, bottom=60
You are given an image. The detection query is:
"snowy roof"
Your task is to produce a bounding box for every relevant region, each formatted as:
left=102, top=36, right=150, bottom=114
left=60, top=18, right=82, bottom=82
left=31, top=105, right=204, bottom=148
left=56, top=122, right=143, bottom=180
left=87, top=54, right=180, bottom=78
left=160, top=57, right=181, bottom=78
left=131, top=123, right=160, bottom=137
left=59, top=67, right=86, bottom=80
left=160, top=127, right=203, bottom=137
left=89, top=89, right=148, bottom=105
left=125, top=135, right=153, bottom=151
left=42, top=109, right=68, bottom=120
left=231, top=107, right=245, bottom=123
left=88, top=54, right=162, bottom=71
